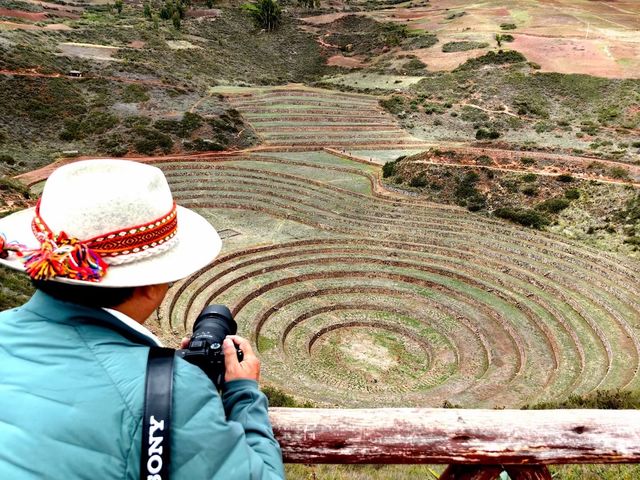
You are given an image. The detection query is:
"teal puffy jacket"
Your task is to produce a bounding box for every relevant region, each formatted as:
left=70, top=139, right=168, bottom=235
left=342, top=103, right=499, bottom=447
left=0, top=291, right=285, bottom=479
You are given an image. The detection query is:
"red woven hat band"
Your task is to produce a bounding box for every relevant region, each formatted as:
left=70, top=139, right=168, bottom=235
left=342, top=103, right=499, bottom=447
left=11, top=201, right=180, bottom=282
left=31, top=200, right=178, bottom=258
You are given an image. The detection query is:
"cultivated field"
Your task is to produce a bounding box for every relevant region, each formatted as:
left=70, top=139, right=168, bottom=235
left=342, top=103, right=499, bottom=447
left=221, top=86, right=431, bottom=150
left=302, top=0, right=640, bottom=78
left=147, top=151, right=640, bottom=408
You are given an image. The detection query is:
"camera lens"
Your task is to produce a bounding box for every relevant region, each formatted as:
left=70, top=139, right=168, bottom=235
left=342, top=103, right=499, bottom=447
left=192, top=304, right=238, bottom=343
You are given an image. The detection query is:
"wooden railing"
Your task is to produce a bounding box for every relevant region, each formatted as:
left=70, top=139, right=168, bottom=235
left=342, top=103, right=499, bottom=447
left=270, top=408, right=640, bottom=479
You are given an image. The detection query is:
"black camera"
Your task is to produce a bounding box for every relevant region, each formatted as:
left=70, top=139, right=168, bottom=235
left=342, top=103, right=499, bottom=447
left=176, top=304, right=243, bottom=389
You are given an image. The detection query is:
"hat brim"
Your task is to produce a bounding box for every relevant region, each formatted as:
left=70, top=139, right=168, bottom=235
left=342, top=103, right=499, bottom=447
left=0, top=205, right=221, bottom=287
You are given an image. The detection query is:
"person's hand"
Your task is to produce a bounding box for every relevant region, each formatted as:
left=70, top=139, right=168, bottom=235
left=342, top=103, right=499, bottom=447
left=179, top=336, right=191, bottom=349
left=224, top=334, right=260, bottom=383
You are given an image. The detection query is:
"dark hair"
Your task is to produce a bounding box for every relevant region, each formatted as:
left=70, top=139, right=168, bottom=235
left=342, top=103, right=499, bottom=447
left=32, top=280, right=136, bottom=309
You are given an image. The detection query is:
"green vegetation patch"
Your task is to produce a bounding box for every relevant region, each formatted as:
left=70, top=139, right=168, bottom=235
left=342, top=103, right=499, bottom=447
left=494, top=207, right=550, bottom=229
left=401, top=33, right=438, bottom=50
left=379, top=95, right=406, bottom=115
left=455, top=50, right=526, bottom=71
left=536, top=197, right=571, bottom=214
left=0, top=269, right=33, bottom=311
left=524, top=389, right=640, bottom=410
left=261, top=385, right=313, bottom=407
left=442, top=41, right=489, bottom=53
left=60, top=111, right=119, bottom=141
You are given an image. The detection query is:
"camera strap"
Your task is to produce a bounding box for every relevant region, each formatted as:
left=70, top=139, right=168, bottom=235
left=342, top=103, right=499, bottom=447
left=140, top=347, right=175, bottom=480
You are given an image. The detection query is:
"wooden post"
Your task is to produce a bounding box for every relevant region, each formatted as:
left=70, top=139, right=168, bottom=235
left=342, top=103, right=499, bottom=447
left=439, top=465, right=503, bottom=480
left=439, top=465, right=552, bottom=480
left=504, top=466, right=553, bottom=480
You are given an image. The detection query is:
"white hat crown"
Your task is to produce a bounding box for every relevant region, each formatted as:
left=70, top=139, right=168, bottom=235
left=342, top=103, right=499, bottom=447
left=40, top=160, right=174, bottom=241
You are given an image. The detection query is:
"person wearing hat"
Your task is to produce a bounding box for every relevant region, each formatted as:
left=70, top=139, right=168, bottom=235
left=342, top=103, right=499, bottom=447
left=0, top=160, right=285, bottom=479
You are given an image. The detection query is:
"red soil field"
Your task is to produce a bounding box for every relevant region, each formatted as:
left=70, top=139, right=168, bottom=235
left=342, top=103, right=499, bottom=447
left=0, top=8, right=46, bottom=21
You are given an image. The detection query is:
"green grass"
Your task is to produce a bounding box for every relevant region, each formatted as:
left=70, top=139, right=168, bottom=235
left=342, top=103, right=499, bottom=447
left=0, top=269, right=33, bottom=311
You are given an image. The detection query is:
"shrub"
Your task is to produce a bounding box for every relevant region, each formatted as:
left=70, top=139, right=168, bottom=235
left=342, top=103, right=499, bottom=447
left=184, top=139, right=224, bottom=151
left=564, top=189, right=580, bottom=200
left=623, top=237, right=640, bottom=246
left=494, top=207, right=550, bottom=229
left=401, top=58, right=427, bottom=73
left=476, top=128, right=500, bottom=140
left=521, top=185, right=538, bottom=196
left=598, top=106, right=620, bottom=124
left=102, top=134, right=128, bottom=157
left=500, top=23, right=517, bottom=30
left=441, top=41, right=489, bottom=53
left=476, top=155, right=493, bottom=165
left=536, top=198, right=570, bottom=214
left=609, top=167, right=630, bottom=180
left=121, top=84, right=150, bottom=103
left=456, top=50, right=526, bottom=71
left=454, top=172, right=485, bottom=210
left=409, top=175, right=427, bottom=188
left=556, top=173, right=574, bottom=183
left=132, top=127, right=173, bottom=154
left=59, top=112, right=118, bottom=141
left=513, top=95, right=549, bottom=118
left=423, top=102, right=444, bottom=115
left=380, top=96, right=405, bottom=115
left=154, top=112, right=203, bottom=138
left=521, top=173, right=537, bottom=183
left=534, top=120, right=555, bottom=133
left=402, top=34, right=438, bottom=50
left=0, top=154, right=16, bottom=166
left=466, top=194, right=486, bottom=212
left=382, top=160, right=397, bottom=178
left=520, top=157, right=536, bottom=166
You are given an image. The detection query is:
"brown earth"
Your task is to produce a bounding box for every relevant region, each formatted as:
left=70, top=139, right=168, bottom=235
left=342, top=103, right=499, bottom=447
left=302, top=0, right=640, bottom=77
left=0, top=8, right=47, bottom=21
left=327, top=55, right=364, bottom=69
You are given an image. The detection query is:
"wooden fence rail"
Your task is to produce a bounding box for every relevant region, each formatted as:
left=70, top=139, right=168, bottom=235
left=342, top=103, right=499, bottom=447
left=269, top=408, right=640, bottom=480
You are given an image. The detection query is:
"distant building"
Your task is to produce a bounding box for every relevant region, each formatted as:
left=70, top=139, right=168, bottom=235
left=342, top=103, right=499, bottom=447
left=68, top=70, right=83, bottom=78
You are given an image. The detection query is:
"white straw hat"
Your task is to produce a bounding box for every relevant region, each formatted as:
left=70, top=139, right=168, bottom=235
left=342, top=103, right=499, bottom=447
left=0, top=159, right=221, bottom=287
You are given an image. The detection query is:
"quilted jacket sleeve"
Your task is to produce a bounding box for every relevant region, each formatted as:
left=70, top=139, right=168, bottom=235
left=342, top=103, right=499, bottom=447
left=163, top=358, right=285, bottom=480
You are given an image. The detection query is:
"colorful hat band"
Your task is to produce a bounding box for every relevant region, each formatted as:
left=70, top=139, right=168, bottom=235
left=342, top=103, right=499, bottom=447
left=0, top=202, right=178, bottom=282
left=32, top=201, right=178, bottom=258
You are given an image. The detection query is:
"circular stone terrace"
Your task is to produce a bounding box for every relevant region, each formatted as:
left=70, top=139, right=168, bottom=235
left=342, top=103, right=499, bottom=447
left=153, top=149, right=640, bottom=408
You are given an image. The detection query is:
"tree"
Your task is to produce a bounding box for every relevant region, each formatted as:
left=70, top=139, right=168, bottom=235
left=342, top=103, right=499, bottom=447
left=143, top=2, right=152, bottom=19
left=241, top=0, right=282, bottom=32
left=114, top=0, right=123, bottom=14
left=495, top=33, right=503, bottom=48
left=172, top=10, right=181, bottom=29
left=205, top=0, right=214, bottom=7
